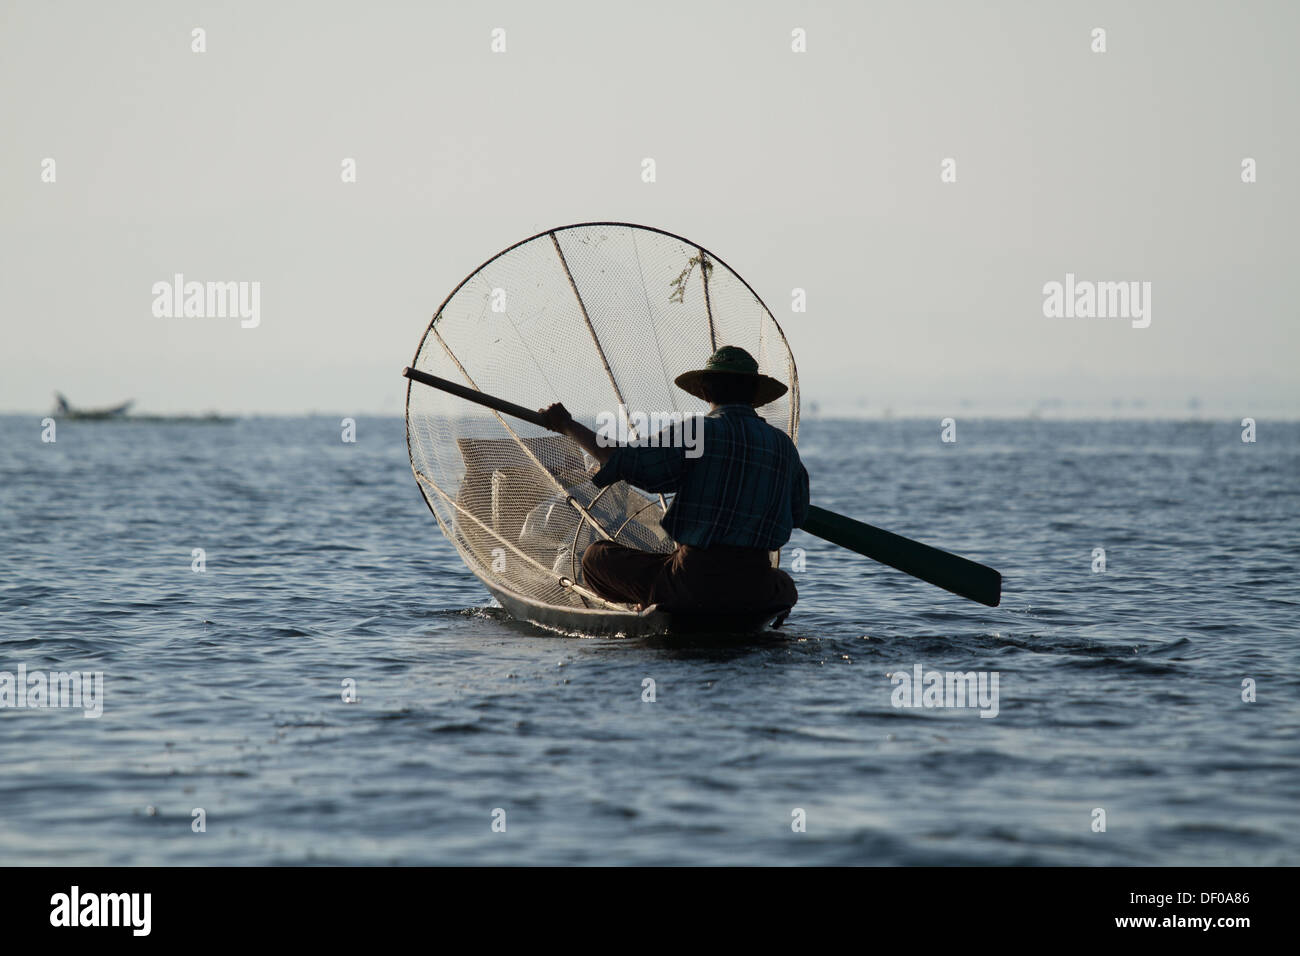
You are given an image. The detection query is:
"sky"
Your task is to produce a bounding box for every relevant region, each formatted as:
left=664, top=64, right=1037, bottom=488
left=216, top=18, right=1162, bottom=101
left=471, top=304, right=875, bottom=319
left=2, top=0, right=1296, bottom=417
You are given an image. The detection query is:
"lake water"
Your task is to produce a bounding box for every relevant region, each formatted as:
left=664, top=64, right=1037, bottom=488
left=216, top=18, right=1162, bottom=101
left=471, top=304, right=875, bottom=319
left=1, top=414, right=1296, bottom=865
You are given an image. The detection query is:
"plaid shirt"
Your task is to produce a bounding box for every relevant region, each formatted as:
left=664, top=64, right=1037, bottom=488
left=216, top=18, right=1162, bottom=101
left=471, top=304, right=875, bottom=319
left=591, top=404, right=809, bottom=549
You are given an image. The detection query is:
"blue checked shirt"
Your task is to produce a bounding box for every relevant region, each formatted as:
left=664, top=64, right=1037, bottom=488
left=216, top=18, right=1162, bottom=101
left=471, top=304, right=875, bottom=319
left=591, top=404, right=810, bottom=549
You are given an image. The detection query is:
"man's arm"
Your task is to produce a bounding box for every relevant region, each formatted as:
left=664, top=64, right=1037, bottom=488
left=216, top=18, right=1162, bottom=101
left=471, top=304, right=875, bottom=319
left=792, top=461, right=811, bottom=529
left=540, top=402, right=686, bottom=493
left=539, top=403, right=612, bottom=463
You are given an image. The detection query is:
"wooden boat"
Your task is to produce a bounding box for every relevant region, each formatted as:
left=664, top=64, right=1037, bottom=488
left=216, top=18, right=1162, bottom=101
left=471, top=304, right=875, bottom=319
left=487, top=582, right=791, bottom=638
left=52, top=393, right=234, bottom=424
left=409, top=433, right=792, bottom=638
left=54, top=392, right=133, bottom=420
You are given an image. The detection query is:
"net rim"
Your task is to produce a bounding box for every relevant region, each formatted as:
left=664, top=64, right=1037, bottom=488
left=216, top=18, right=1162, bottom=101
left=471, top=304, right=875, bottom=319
left=403, top=221, right=801, bottom=607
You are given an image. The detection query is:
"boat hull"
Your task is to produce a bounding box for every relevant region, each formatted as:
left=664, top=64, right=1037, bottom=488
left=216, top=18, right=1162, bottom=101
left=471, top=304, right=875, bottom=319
left=486, top=584, right=790, bottom=638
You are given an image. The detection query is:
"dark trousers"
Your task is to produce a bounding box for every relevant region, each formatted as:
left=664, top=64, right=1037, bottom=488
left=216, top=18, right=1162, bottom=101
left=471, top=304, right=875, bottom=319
left=580, top=540, right=797, bottom=613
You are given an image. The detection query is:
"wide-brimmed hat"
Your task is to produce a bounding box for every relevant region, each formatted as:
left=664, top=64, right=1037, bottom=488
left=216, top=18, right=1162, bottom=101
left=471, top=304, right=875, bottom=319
left=674, top=345, right=789, bottom=407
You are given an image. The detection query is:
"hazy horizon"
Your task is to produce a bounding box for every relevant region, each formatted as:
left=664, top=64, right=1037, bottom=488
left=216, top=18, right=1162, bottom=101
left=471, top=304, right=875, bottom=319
left=3, top=1, right=1296, bottom=419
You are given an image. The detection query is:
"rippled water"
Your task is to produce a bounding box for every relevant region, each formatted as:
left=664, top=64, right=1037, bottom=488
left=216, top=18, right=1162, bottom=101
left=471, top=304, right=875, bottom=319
left=1, top=415, right=1296, bottom=865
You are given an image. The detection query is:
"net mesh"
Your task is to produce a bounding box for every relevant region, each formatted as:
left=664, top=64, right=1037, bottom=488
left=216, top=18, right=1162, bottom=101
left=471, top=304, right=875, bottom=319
left=405, top=223, right=800, bottom=612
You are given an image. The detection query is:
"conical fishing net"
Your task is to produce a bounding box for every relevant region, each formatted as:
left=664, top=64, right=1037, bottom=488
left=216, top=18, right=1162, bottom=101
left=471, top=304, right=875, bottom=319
left=405, top=222, right=800, bottom=613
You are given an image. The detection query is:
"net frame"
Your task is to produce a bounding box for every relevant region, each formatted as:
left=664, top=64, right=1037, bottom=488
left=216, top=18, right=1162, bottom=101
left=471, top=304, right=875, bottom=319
left=404, top=221, right=800, bottom=613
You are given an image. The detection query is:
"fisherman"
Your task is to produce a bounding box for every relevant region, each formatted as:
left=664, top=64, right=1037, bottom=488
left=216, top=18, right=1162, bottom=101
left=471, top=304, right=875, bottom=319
left=539, top=345, right=809, bottom=614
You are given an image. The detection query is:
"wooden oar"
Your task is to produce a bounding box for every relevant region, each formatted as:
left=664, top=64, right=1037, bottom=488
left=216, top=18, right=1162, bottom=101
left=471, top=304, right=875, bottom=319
left=403, top=366, right=1002, bottom=607
left=799, top=506, right=1000, bottom=607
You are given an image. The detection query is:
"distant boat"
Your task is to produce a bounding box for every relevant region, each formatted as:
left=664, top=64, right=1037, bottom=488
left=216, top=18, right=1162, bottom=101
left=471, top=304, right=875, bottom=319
left=52, top=392, right=234, bottom=424
left=54, top=392, right=134, bottom=420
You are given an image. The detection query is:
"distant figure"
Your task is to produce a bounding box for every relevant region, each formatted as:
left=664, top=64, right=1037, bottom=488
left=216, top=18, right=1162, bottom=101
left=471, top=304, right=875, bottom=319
left=539, top=345, right=809, bottom=614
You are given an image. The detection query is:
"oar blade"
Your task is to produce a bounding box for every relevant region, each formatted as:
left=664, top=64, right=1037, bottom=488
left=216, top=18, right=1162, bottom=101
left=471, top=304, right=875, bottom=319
left=800, top=505, right=1001, bottom=607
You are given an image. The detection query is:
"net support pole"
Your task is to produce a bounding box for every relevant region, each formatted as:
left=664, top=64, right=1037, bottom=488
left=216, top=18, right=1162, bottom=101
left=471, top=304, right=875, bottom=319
left=423, top=329, right=616, bottom=543
left=699, top=249, right=717, bottom=352
left=550, top=232, right=639, bottom=440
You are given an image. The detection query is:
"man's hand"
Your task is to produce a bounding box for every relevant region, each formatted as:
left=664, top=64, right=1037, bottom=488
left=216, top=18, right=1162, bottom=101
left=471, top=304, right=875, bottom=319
left=539, top=402, right=573, bottom=435
left=538, top=402, right=613, bottom=465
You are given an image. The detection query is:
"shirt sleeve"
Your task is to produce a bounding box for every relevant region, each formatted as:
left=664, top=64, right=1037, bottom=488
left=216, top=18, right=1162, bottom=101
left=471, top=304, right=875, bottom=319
left=591, top=437, right=688, bottom=494
left=791, top=460, right=810, bottom=528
